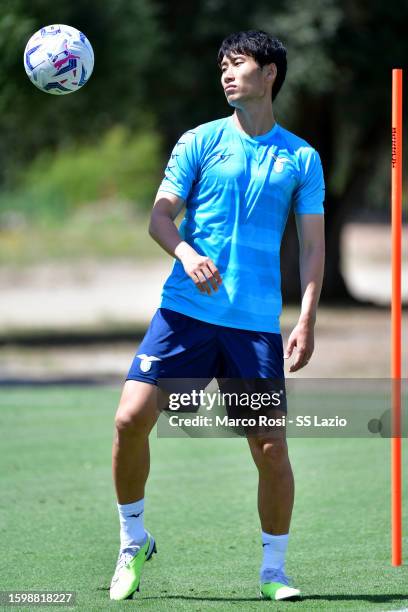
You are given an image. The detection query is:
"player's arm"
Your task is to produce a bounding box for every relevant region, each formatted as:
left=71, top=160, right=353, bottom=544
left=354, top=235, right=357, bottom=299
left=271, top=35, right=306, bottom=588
left=297, top=214, right=325, bottom=325
left=149, top=190, right=222, bottom=294
left=284, top=214, right=325, bottom=372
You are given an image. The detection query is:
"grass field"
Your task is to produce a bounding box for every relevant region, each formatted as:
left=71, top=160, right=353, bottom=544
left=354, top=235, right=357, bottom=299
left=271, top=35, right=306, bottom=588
left=1, top=387, right=407, bottom=611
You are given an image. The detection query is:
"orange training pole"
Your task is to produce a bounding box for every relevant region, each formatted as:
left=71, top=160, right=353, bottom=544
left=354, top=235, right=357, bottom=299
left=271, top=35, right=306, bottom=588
left=391, top=68, right=402, bottom=566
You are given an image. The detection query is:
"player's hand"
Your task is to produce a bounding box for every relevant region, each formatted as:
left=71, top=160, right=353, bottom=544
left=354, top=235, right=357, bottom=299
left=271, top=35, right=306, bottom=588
left=180, top=252, right=222, bottom=294
left=284, top=320, right=314, bottom=372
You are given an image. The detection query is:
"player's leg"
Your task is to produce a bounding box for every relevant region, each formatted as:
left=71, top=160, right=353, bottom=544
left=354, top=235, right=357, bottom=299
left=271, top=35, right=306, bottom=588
left=247, top=429, right=294, bottom=535
left=217, top=327, right=300, bottom=600
left=110, top=308, right=219, bottom=600
left=113, top=380, right=165, bottom=505
left=247, top=431, right=299, bottom=600
left=110, top=380, right=165, bottom=600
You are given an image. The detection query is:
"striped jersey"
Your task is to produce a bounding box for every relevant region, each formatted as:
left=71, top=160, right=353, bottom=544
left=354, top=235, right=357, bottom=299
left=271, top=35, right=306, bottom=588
left=158, top=115, right=325, bottom=332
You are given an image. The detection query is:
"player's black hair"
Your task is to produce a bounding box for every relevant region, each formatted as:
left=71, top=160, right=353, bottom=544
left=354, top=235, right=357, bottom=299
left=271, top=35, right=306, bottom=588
left=217, top=30, right=287, bottom=101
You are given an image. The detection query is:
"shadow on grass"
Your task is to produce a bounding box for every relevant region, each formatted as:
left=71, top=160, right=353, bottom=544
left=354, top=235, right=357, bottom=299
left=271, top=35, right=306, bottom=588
left=300, top=594, right=408, bottom=603
left=98, top=588, right=408, bottom=604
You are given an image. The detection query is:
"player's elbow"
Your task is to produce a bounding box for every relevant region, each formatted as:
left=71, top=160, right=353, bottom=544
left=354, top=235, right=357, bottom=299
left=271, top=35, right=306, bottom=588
left=300, top=239, right=325, bottom=260
left=148, top=215, right=156, bottom=239
left=148, top=209, right=164, bottom=240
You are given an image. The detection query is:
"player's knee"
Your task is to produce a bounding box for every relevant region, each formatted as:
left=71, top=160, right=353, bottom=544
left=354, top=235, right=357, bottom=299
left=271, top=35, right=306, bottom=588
left=259, top=439, right=288, bottom=468
left=114, top=402, right=150, bottom=436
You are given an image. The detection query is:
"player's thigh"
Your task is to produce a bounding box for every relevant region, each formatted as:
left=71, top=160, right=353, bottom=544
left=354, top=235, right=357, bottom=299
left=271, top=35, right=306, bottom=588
left=127, top=308, right=219, bottom=385
left=217, top=328, right=285, bottom=379
left=217, top=327, right=286, bottom=441
left=115, top=380, right=168, bottom=435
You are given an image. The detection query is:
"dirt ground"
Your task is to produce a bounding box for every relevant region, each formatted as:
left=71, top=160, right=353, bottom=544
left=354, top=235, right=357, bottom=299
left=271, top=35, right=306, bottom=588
left=0, top=223, right=406, bottom=382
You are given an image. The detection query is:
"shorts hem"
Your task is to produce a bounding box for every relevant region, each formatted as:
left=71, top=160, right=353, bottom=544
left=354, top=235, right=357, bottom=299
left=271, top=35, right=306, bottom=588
left=125, top=375, right=158, bottom=386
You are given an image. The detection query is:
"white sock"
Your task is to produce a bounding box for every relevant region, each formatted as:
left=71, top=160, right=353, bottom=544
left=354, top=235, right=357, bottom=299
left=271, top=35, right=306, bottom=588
left=260, top=531, right=289, bottom=577
left=117, top=499, right=146, bottom=549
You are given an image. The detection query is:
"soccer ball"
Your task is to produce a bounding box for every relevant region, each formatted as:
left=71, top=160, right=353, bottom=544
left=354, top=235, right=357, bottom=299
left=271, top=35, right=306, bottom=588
left=24, top=24, right=94, bottom=95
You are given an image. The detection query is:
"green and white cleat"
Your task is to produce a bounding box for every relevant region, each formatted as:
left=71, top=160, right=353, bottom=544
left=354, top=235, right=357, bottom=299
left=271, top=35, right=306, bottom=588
left=260, top=568, right=301, bottom=601
left=109, top=532, right=157, bottom=600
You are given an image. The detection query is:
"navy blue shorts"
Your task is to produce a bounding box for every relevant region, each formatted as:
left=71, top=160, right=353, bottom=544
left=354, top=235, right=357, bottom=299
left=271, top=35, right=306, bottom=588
left=128, top=308, right=284, bottom=381
left=127, top=309, right=286, bottom=419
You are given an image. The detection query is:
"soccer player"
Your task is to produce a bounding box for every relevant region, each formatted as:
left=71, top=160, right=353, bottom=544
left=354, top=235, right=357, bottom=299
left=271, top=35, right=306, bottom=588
left=110, top=30, right=325, bottom=601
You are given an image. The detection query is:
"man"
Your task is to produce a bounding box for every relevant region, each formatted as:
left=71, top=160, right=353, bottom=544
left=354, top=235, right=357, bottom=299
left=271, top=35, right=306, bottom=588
left=110, top=29, right=325, bottom=601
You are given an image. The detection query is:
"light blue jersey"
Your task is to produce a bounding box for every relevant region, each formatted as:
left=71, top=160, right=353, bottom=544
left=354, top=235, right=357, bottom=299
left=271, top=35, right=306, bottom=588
left=158, top=116, right=325, bottom=332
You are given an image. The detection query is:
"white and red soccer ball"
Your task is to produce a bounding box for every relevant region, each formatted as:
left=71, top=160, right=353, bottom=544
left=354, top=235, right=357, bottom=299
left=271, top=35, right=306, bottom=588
left=24, top=24, right=94, bottom=95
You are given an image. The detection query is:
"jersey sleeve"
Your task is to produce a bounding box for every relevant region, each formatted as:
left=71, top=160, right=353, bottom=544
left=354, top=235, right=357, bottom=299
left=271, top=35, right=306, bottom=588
left=293, top=148, right=325, bottom=214
left=158, top=129, right=199, bottom=201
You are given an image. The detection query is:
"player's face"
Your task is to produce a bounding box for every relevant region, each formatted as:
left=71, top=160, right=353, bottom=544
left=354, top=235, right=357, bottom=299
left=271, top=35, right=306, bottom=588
left=220, top=53, right=275, bottom=106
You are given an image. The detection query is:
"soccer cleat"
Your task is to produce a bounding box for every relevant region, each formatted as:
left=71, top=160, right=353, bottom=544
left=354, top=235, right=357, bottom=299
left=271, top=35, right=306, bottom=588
left=109, top=532, right=157, bottom=600
left=260, top=568, right=301, bottom=601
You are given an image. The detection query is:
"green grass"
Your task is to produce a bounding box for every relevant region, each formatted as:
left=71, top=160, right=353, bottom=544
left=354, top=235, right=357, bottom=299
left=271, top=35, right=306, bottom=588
left=0, top=387, right=407, bottom=611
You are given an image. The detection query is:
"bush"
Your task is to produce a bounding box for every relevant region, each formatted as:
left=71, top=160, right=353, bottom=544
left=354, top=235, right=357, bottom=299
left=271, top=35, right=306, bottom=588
left=0, top=126, right=163, bottom=223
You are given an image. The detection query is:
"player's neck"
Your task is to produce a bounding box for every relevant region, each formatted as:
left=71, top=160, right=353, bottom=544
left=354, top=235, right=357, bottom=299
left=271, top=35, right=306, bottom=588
left=233, top=104, right=275, bottom=138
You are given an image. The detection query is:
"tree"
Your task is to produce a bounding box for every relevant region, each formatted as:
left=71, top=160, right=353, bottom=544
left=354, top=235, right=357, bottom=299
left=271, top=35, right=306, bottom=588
left=151, top=0, right=408, bottom=302
left=1, top=0, right=406, bottom=302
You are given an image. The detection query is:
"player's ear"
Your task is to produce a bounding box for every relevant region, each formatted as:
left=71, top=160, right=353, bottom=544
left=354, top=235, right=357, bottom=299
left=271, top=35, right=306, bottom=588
left=264, top=63, right=277, bottom=85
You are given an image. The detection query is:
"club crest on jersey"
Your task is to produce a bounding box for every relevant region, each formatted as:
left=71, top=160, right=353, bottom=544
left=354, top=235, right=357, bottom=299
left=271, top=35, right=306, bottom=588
left=271, top=154, right=289, bottom=174
left=137, top=354, right=161, bottom=372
